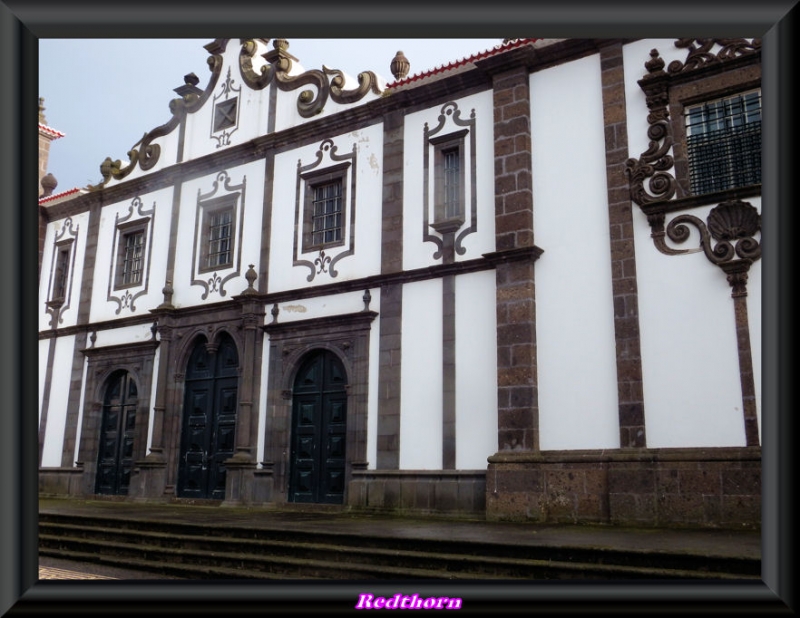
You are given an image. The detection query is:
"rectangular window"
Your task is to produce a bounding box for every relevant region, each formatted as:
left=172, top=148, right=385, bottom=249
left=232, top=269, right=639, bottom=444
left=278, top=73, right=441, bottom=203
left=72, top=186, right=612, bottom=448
left=119, top=230, right=144, bottom=286
left=53, top=247, right=70, bottom=300
left=311, top=181, right=343, bottom=247
left=206, top=207, right=233, bottom=269
left=430, top=129, right=468, bottom=226
left=685, top=90, right=761, bottom=195
left=442, top=147, right=461, bottom=220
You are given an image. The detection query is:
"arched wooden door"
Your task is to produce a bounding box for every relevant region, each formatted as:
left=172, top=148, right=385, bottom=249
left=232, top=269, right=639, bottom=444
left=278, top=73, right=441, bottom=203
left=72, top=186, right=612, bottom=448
left=289, top=349, right=348, bottom=504
left=177, top=334, right=239, bottom=500
left=95, top=370, right=138, bottom=495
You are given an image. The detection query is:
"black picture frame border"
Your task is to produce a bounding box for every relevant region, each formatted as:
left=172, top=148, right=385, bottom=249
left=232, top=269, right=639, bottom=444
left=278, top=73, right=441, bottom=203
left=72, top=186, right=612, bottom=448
left=2, top=1, right=795, bottom=614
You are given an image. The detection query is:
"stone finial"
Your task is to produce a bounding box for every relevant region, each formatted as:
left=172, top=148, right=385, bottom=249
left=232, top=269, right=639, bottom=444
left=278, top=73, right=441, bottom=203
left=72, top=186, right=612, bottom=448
left=41, top=173, right=58, bottom=197
left=390, top=51, right=410, bottom=80
left=240, top=264, right=258, bottom=296
left=39, top=97, right=46, bottom=123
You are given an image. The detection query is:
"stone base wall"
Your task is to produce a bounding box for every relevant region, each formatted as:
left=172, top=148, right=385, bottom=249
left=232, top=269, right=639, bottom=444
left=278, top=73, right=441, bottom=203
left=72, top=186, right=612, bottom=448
left=486, top=447, right=761, bottom=529
left=38, top=467, right=85, bottom=497
left=348, top=470, right=486, bottom=518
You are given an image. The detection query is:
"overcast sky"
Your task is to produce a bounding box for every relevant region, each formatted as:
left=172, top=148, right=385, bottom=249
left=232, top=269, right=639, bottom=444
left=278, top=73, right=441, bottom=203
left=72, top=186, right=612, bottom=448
left=38, top=38, right=503, bottom=194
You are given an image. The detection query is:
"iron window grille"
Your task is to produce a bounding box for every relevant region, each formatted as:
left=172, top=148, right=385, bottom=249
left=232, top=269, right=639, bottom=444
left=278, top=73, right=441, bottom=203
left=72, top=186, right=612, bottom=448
left=117, top=230, right=145, bottom=287
left=206, top=207, right=233, bottom=269
left=442, top=147, right=461, bottom=220
left=53, top=246, right=70, bottom=300
left=685, top=90, right=761, bottom=196
left=310, top=180, right=343, bottom=247
left=430, top=129, right=468, bottom=227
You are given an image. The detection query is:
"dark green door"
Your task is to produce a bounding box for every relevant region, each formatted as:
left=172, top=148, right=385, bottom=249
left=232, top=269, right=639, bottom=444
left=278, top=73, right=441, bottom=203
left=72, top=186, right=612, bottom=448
left=96, top=371, right=138, bottom=495
left=289, top=350, right=347, bottom=504
left=177, top=335, right=238, bottom=500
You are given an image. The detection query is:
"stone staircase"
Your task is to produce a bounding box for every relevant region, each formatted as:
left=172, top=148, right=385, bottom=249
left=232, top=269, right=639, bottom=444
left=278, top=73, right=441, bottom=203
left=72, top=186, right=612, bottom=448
left=38, top=511, right=761, bottom=581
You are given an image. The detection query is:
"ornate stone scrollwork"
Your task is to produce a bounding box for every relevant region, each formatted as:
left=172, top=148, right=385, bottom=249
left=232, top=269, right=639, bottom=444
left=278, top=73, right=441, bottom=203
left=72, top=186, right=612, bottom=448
left=240, top=38, right=383, bottom=118
left=667, top=38, right=762, bottom=74
left=658, top=200, right=761, bottom=268
left=624, top=50, right=676, bottom=207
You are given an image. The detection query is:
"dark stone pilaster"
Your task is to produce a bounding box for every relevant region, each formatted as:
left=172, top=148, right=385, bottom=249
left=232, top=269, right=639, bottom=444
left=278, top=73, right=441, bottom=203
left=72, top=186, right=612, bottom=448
left=600, top=42, right=647, bottom=447
left=492, top=66, right=539, bottom=453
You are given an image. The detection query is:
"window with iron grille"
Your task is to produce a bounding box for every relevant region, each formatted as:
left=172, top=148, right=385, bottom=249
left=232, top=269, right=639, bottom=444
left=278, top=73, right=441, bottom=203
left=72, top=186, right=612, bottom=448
left=116, top=230, right=145, bottom=287
left=442, top=147, right=461, bottom=220
left=53, top=246, right=70, bottom=300
left=430, top=130, right=467, bottom=226
left=311, top=181, right=343, bottom=247
left=685, top=90, right=761, bottom=196
left=206, top=207, right=233, bottom=269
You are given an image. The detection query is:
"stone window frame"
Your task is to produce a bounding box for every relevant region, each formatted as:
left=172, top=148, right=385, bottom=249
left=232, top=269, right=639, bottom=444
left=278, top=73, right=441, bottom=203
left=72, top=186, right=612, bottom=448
left=107, top=196, right=155, bottom=315
left=423, top=101, right=478, bottom=259
left=45, top=217, right=78, bottom=327
left=190, top=170, right=246, bottom=299
left=213, top=97, right=239, bottom=133
left=209, top=66, right=241, bottom=148
left=51, top=240, right=73, bottom=302
left=293, top=139, right=357, bottom=282
left=626, top=39, right=762, bottom=214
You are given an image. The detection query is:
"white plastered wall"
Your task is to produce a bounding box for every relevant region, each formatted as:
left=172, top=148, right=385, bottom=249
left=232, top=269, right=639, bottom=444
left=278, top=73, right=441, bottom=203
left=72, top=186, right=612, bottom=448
left=454, top=270, right=498, bottom=468
left=41, top=334, right=76, bottom=467
left=531, top=52, right=621, bottom=450
left=623, top=39, right=761, bottom=447
left=400, top=278, right=443, bottom=469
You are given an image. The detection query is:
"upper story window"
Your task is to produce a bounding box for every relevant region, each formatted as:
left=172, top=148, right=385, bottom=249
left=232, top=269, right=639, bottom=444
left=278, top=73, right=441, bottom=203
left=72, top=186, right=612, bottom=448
left=430, top=130, right=467, bottom=228
left=115, top=227, right=146, bottom=288
left=301, top=163, right=349, bottom=253
left=441, top=147, right=462, bottom=220
left=311, top=180, right=343, bottom=247
left=685, top=90, right=761, bottom=196
left=204, top=206, right=234, bottom=270
left=53, top=245, right=71, bottom=300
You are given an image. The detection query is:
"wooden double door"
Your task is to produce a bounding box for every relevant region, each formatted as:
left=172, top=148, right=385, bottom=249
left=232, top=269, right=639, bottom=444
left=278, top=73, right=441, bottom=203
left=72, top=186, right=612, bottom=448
left=289, top=350, right=348, bottom=504
left=95, top=371, right=138, bottom=495
left=177, top=335, right=239, bottom=500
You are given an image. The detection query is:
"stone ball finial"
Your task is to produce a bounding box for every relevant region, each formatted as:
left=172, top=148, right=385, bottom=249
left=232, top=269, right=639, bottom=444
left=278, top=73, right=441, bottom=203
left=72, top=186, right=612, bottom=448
left=41, top=172, right=58, bottom=197
left=390, top=50, right=410, bottom=80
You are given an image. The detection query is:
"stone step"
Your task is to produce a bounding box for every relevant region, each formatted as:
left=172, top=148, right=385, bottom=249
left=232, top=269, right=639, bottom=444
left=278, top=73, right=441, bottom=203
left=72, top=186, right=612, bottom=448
left=38, top=513, right=760, bottom=577
left=39, top=515, right=760, bottom=580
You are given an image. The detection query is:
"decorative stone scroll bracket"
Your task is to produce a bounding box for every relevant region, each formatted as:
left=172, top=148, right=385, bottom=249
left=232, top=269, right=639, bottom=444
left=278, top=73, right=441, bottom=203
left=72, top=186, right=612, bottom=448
left=644, top=199, right=762, bottom=447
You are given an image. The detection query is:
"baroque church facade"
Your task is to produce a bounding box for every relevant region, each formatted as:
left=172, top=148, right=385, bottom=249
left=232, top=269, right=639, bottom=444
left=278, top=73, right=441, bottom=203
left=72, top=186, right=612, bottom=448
left=38, top=38, right=762, bottom=527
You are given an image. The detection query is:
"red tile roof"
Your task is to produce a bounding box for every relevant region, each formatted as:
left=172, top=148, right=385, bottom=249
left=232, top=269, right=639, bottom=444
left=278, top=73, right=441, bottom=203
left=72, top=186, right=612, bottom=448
left=384, top=38, right=539, bottom=89
left=39, top=123, right=65, bottom=139
left=39, top=187, right=84, bottom=204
